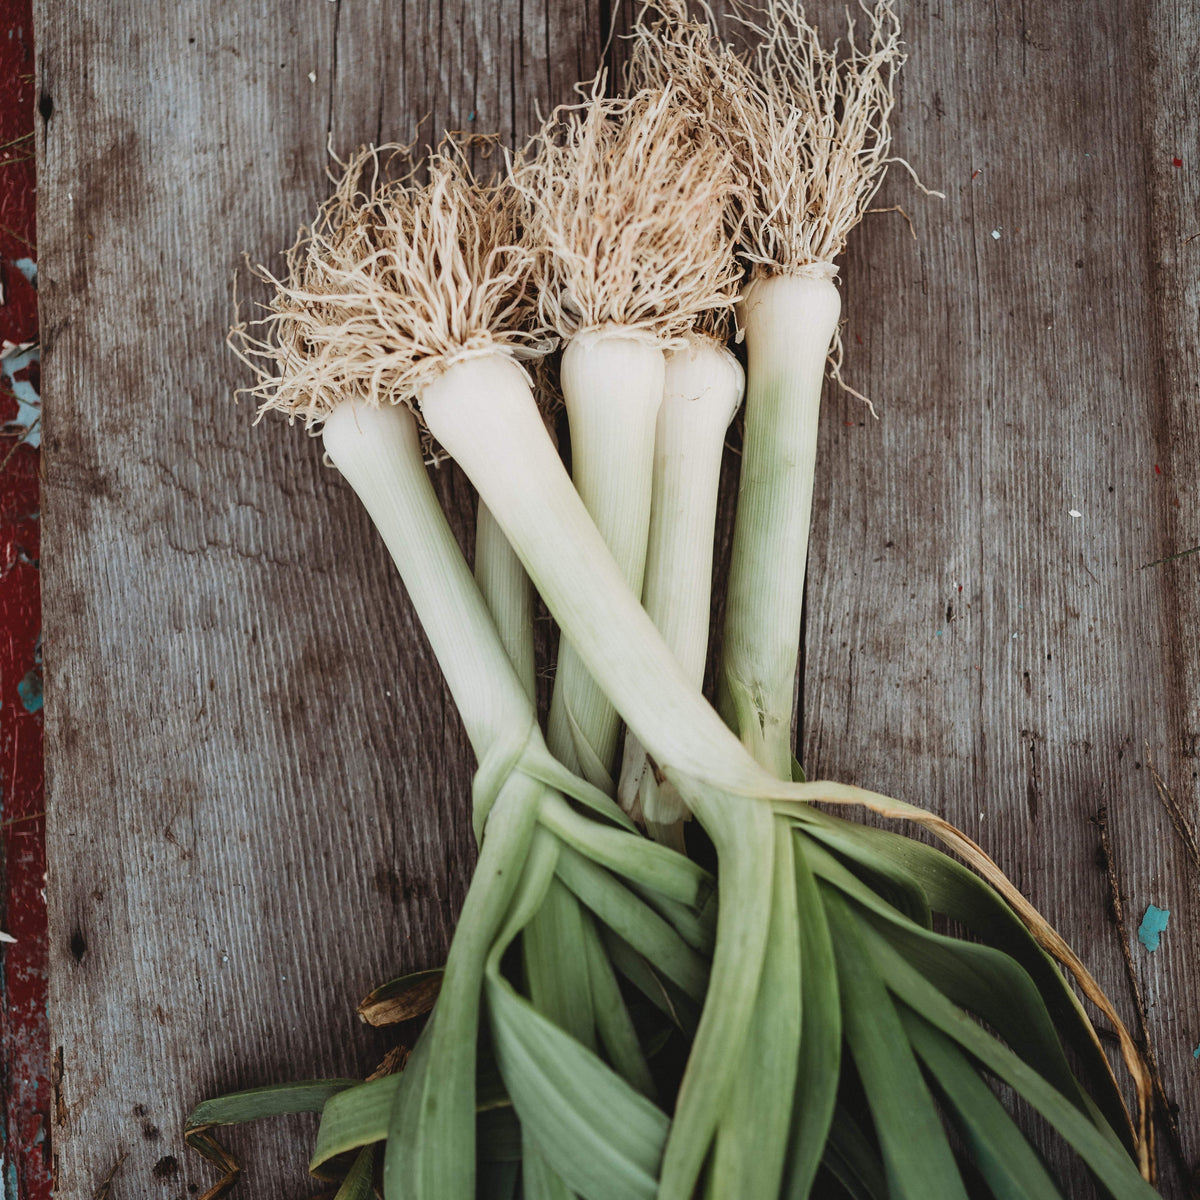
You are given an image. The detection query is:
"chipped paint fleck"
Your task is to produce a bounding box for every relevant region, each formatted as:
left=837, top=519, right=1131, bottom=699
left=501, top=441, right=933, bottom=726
left=16, top=669, right=40, bottom=713
left=1137, top=904, right=1170, bottom=952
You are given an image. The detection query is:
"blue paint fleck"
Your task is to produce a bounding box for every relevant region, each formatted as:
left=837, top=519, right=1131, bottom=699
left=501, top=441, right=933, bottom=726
left=467, top=111, right=475, bottom=121
left=1193, top=1044, right=1199, bottom=1060
left=12, top=257, right=36, bottom=286
left=17, top=670, right=41, bottom=714
left=1137, top=904, right=1170, bottom=952
left=0, top=342, right=39, bottom=450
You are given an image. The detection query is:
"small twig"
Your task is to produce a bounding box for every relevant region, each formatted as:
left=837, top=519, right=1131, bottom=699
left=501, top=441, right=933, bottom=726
left=185, top=1127, right=242, bottom=1200
left=1, top=810, right=44, bottom=828
left=1093, top=808, right=1189, bottom=1191
left=1141, top=544, right=1200, bottom=570
left=93, top=1152, right=127, bottom=1200
left=0, top=131, right=33, bottom=152
left=1144, top=746, right=1200, bottom=879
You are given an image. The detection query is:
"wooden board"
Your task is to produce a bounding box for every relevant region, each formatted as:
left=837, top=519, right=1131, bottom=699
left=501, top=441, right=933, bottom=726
left=36, top=1, right=1199, bottom=1197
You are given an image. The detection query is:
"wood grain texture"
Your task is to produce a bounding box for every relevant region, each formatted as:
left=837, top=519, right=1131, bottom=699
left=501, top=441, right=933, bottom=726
left=800, top=2, right=1200, bottom=1195
left=36, top=2, right=604, bottom=1197
left=35, top=1, right=1199, bottom=1198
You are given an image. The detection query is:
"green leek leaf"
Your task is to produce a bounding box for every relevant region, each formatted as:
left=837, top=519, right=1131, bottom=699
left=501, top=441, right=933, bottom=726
left=805, top=836, right=1089, bottom=1113
left=854, top=919, right=1158, bottom=1198
left=710, top=818, right=801, bottom=1198
left=523, top=878, right=597, bottom=1050
left=486, top=972, right=666, bottom=1200
left=523, top=1133, right=578, bottom=1200
left=600, top=927, right=700, bottom=1035
left=186, top=1079, right=359, bottom=1131
left=537, top=789, right=711, bottom=906
left=824, top=891, right=969, bottom=1200
left=554, top=843, right=709, bottom=1001
left=581, top=910, right=657, bottom=1098
left=312, top=1075, right=396, bottom=1169
left=782, top=832, right=841, bottom=1200
left=901, top=1009, right=1063, bottom=1199
left=333, top=1145, right=376, bottom=1200
left=797, top=808, right=1132, bottom=1146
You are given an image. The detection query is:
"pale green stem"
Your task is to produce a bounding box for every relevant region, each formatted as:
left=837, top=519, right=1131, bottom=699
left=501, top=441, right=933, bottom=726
left=475, top=500, right=536, bottom=701
left=617, top=334, right=743, bottom=835
left=717, top=270, right=842, bottom=776
left=323, top=403, right=535, bottom=763
left=324, top=403, right=545, bottom=1200
left=547, top=328, right=665, bottom=793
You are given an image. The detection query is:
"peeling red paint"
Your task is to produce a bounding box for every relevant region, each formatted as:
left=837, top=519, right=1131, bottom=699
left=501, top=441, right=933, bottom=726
left=0, top=0, right=49, bottom=1196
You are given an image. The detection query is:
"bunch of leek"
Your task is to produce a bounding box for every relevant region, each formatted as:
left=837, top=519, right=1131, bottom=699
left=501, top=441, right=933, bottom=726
left=188, top=7, right=1163, bottom=1199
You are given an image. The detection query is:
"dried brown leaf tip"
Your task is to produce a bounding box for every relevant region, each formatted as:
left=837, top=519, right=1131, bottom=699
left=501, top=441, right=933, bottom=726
left=231, top=141, right=547, bottom=429
left=632, top=0, right=905, bottom=275
left=516, top=84, right=743, bottom=344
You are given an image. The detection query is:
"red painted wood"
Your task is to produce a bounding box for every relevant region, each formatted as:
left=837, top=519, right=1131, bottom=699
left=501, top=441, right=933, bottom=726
left=0, top=0, right=48, bottom=1196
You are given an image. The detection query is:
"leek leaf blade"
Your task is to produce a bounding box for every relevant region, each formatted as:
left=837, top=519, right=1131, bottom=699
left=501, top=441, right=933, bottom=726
left=782, top=831, right=841, bottom=1199
left=486, top=971, right=666, bottom=1200
left=900, top=1009, right=1063, bottom=1200
left=854, top=918, right=1158, bottom=1197
left=332, top=1145, right=376, bottom=1200
left=186, top=1079, right=360, bottom=1130
left=824, top=891, right=969, bottom=1200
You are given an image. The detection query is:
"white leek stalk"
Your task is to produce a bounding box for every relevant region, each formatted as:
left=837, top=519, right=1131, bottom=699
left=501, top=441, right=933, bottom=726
left=547, top=329, right=664, bottom=791
left=421, top=355, right=777, bottom=794
left=718, top=270, right=841, bottom=774
left=324, top=403, right=535, bottom=759
left=618, top=335, right=744, bottom=838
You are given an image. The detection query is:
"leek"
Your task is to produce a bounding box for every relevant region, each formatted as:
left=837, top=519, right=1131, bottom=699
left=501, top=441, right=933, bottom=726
left=517, top=87, right=741, bottom=794
left=218, top=39, right=1160, bottom=1192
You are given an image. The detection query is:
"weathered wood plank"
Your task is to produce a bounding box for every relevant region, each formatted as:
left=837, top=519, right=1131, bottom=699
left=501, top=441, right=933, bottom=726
left=37, top=2, right=600, bottom=1197
left=37, top=0, right=1199, bottom=1197
left=803, top=3, right=1199, bottom=1195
